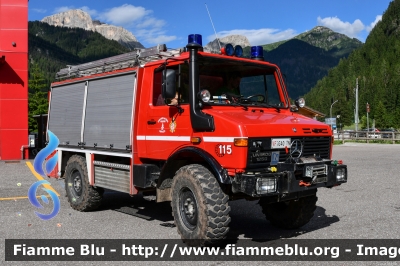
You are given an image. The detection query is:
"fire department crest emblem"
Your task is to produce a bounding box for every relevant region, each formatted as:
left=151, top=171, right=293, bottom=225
left=169, top=120, right=177, bottom=133
left=158, top=117, right=168, bottom=133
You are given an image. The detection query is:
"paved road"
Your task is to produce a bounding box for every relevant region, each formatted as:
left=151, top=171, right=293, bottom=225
left=1, top=143, right=400, bottom=265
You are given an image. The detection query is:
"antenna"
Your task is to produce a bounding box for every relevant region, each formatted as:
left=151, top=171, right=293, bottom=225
left=205, top=3, right=221, bottom=51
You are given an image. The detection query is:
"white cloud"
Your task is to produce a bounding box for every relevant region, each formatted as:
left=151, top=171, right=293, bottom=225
left=317, top=16, right=365, bottom=38
left=96, top=4, right=175, bottom=45
left=33, top=8, right=47, bottom=13
left=53, top=6, right=73, bottom=14
left=147, top=35, right=177, bottom=44
left=79, top=6, right=98, bottom=17
left=135, top=28, right=177, bottom=45
left=209, top=28, right=298, bottom=46
left=366, top=15, right=382, bottom=32
left=136, top=18, right=165, bottom=29
left=98, top=4, right=150, bottom=27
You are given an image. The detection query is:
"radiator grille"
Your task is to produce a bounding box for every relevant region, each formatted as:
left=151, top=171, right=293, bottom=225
left=247, top=137, right=331, bottom=169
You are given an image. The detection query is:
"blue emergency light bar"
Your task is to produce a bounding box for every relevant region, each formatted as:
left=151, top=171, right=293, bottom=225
left=221, top=44, right=243, bottom=57
left=251, top=46, right=264, bottom=60
left=188, top=34, right=203, bottom=46
left=224, top=44, right=234, bottom=56
left=234, top=45, right=243, bottom=57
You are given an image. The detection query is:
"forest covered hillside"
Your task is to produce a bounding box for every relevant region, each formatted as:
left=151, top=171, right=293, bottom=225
left=28, top=21, right=129, bottom=87
left=304, top=0, right=400, bottom=129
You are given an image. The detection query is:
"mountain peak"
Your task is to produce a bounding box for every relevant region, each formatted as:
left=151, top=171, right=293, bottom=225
left=205, top=35, right=251, bottom=53
left=41, top=9, right=144, bottom=49
left=310, top=26, right=334, bottom=33
left=295, top=26, right=363, bottom=52
left=42, top=9, right=94, bottom=31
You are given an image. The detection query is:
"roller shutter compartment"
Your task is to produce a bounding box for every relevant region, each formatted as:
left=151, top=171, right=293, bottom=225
left=84, top=73, right=135, bottom=150
left=48, top=82, right=85, bottom=146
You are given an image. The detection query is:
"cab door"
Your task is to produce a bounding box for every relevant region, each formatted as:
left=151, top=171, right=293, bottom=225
left=144, top=69, right=191, bottom=159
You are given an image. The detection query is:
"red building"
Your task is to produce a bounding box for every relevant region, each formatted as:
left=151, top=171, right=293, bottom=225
left=0, top=0, right=28, bottom=160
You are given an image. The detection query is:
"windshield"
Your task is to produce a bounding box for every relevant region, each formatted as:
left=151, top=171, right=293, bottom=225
left=156, top=56, right=289, bottom=108
left=196, top=56, right=288, bottom=108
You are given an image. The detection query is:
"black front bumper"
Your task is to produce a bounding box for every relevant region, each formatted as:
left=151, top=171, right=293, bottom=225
left=231, top=159, right=347, bottom=198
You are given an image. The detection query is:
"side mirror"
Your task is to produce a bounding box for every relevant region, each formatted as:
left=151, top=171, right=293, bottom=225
left=162, top=69, right=176, bottom=99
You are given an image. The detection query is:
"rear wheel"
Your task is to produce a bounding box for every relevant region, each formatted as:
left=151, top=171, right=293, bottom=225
left=171, top=164, right=230, bottom=246
left=65, top=155, right=103, bottom=211
left=259, top=191, right=317, bottom=229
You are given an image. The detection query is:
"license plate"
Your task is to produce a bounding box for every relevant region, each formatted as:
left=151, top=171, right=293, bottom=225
left=271, top=138, right=291, bottom=149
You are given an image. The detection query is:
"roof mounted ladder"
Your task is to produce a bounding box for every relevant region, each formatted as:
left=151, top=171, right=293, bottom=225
left=56, top=44, right=183, bottom=79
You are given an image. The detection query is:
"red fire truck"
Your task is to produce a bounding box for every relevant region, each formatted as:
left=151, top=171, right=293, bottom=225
left=47, top=34, right=347, bottom=245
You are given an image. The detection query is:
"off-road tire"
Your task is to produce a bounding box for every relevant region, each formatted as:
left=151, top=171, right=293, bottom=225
left=259, top=191, right=317, bottom=229
left=171, top=164, right=230, bottom=246
left=65, top=155, right=103, bottom=211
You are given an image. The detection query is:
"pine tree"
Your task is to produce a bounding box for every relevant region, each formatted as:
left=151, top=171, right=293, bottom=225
left=372, top=101, right=387, bottom=129
left=28, top=64, right=48, bottom=132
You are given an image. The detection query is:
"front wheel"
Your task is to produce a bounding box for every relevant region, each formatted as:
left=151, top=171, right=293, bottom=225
left=171, top=164, right=230, bottom=246
left=259, top=191, right=317, bottom=229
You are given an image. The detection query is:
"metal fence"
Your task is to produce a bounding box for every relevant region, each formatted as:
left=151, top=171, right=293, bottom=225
left=335, top=131, right=400, bottom=144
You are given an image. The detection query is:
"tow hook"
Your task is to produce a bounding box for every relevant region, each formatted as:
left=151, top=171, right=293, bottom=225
left=299, top=180, right=311, bottom=187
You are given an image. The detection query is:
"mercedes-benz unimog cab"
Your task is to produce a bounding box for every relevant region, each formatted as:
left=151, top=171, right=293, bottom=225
left=46, top=34, right=348, bottom=245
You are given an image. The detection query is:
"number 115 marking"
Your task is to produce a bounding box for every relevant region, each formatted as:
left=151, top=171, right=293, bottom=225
left=219, top=145, right=232, bottom=155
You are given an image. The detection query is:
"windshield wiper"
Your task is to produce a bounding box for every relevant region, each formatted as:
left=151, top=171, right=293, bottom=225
left=226, top=93, right=280, bottom=112
left=225, top=93, right=249, bottom=110
left=255, top=103, right=281, bottom=112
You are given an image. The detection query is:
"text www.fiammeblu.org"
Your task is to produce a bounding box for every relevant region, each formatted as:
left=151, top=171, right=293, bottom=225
left=120, top=244, right=400, bottom=259
left=11, top=243, right=400, bottom=260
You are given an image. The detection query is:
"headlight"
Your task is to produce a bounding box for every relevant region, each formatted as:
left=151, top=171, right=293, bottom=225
left=305, top=166, right=313, bottom=178
left=295, top=98, right=305, bottom=108
left=256, top=178, right=276, bottom=194
left=199, top=89, right=211, bottom=102
left=336, top=168, right=347, bottom=182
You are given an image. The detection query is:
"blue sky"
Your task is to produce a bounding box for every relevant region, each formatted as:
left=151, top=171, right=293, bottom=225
left=29, top=0, right=392, bottom=49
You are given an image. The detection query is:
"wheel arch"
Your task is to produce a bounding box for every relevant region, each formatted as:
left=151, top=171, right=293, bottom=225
left=156, top=146, right=230, bottom=202
left=158, top=146, right=230, bottom=187
left=59, top=150, right=87, bottom=177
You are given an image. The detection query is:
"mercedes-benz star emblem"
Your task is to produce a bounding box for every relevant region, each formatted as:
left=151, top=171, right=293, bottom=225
left=290, top=140, right=303, bottom=158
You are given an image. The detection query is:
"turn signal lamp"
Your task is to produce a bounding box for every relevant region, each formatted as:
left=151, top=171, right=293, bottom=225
left=191, top=137, right=201, bottom=144
left=188, top=34, right=202, bottom=46
left=234, top=45, right=243, bottom=57
left=251, top=46, right=264, bottom=60
left=234, top=138, right=248, bottom=147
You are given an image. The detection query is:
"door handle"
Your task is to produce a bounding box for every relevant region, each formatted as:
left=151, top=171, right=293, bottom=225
left=147, top=119, right=156, bottom=125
